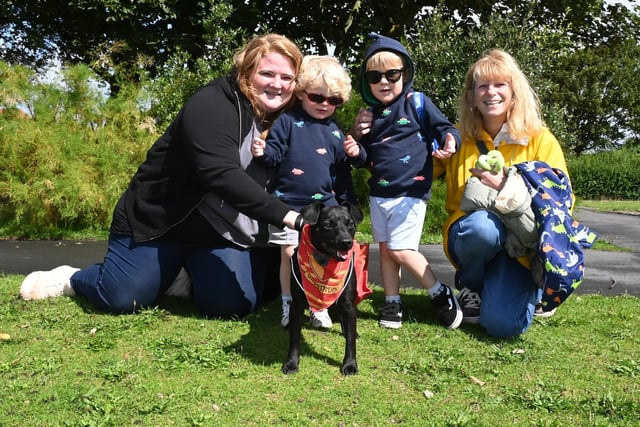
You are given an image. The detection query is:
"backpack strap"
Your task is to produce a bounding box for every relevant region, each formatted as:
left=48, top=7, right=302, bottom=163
left=476, top=140, right=488, bottom=155
left=413, top=91, right=438, bottom=151
left=414, top=91, right=425, bottom=123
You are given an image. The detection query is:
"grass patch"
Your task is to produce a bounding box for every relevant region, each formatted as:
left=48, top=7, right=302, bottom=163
left=592, top=239, right=634, bottom=252
left=1, top=275, right=638, bottom=426
left=576, top=199, right=640, bottom=214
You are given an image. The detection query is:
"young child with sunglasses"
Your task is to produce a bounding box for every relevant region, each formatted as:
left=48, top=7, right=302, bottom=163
left=252, top=55, right=366, bottom=329
left=344, top=33, right=462, bottom=330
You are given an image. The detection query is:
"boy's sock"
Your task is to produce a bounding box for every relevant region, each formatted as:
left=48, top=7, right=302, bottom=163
left=426, top=282, right=444, bottom=299
left=385, top=295, right=401, bottom=304
left=282, top=294, right=292, bottom=303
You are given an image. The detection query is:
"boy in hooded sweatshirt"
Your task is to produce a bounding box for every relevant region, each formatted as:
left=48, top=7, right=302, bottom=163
left=344, top=33, right=462, bottom=329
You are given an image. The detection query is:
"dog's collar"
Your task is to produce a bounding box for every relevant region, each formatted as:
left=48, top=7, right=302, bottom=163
left=292, top=224, right=354, bottom=311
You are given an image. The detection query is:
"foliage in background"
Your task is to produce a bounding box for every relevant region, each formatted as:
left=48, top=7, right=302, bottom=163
left=1, top=5, right=640, bottom=239
left=0, top=62, right=154, bottom=238
left=409, top=4, right=640, bottom=157
left=568, top=146, right=640, bottom=200
left=3, top=1, right=638, bottom=152
left=143, top=4, right=244, bottom=129
left=0, top=0, right=243, bottom=97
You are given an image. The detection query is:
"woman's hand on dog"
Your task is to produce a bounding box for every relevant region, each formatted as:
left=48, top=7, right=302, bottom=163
left=283, top=211, right=305, bottom=231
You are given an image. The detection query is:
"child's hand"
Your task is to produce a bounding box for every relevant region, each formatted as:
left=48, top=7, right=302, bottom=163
left=350, top=108, right=373, bottom=140
left=433, top=133, right=457, bottom=159
left=343, top=135, right=360, bottom=158
left=252, top=136, right=266, bottom=158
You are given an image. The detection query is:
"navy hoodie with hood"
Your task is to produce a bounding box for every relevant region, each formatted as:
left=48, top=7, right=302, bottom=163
left=357, top=32, right=460, bottom=200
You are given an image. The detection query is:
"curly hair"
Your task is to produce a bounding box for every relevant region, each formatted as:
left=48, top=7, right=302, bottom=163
left=233, top=34, right=303, bottom=124
left=458, top=49, right=545, bottom=141
left=295, top=55, right=352, bottom=103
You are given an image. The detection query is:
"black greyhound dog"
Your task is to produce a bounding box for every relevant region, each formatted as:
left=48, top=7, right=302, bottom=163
left=282, top=201, right=364, bottom=375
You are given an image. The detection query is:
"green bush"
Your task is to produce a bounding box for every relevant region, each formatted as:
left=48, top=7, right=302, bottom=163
left=568, top=147, right=640, bottom=200
left=0, top=64, right=153, bottom=238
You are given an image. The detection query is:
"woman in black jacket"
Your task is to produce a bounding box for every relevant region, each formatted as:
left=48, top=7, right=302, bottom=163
left=19, top=34, right=305, bottom=318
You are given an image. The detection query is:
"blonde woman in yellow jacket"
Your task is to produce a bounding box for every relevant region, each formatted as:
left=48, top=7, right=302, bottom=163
left=433, top=49, right=569, bottom=338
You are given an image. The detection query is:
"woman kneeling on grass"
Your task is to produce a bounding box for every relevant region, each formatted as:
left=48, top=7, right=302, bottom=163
left=433, top=49, right=571, bottom=338
left=19, top=34, right=305, bottom=318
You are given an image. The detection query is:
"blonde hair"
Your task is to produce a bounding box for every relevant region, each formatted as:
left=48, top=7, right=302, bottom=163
left=458, top=49, right=545, bottom=141
left=233, top=33, right=303, bottom=123
left=296, top=55, right=352, bottom=102
left=366, top=51, right=409, bottom=81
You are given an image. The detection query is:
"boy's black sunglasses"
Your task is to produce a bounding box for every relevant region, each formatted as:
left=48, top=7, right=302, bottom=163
left=304, top=92, right=344, bottom=107
left=365, top=68, right=405, bottom=84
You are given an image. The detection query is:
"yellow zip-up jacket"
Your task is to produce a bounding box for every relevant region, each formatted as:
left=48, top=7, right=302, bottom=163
left=433, top=128, right=570, bottom=269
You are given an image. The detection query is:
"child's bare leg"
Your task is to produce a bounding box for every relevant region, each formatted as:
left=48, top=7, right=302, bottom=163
left=379, top=242, right=401, bottom=296
left=279, top=244, right=296, bottom=327
left=387, top=248, right=437, bottom=290
left=279, top=245, right=295, bottom=296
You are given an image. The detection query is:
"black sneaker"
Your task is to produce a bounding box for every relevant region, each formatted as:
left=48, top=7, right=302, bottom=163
left=430, top=285, right=462, bottom=329
left=457, top=287, right=481, bottom=324
left=378, top=301, right=403, bottom=329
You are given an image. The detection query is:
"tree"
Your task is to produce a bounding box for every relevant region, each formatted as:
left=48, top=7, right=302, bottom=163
left=2, top=0, right=638, bottom=152
left=409, top=5, right=573, bottom=127
left=547, top=40, right=640, bottom=155
left=1, top=1, right=631, bottom=78
left=1, top=0, right=244, bottom=95
left=409, top=2, right=640, bottom=156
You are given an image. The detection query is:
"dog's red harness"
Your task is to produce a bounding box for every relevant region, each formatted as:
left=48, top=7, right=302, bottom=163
left=292, top=224, right=355, bottom=311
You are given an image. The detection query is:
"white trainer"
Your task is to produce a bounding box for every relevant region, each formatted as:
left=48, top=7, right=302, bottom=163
left=280, top=299, right=291, bottom=328
left=309, top=309, right=333, bottom=329
left=19, top=265, right=80, bottom=300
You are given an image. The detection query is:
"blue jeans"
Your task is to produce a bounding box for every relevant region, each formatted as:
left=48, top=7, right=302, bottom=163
left=70, top=233, right=278, bottom=317
left=448, top=210, right=538, bottom=338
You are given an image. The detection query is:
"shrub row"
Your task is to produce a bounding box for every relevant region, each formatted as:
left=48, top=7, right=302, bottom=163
left=568, top=147, right=640, bottom=200
left=0, top=106, right=636, bottom=239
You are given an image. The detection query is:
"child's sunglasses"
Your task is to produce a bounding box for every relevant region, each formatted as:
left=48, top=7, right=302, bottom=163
left=365, top=68, right=405, bottom=84
left=304, top=92, right=344, bottom=107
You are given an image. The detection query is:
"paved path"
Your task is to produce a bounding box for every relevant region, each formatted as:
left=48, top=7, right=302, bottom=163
left=1, top=208, right=638, bottom=296
left=369, top=208, right=640, bottom=297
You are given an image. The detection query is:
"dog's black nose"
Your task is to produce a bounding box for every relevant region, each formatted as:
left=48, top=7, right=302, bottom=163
left=338, top=238, right=353, bottom=249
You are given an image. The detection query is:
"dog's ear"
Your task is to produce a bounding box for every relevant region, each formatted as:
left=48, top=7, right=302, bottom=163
left=300, top=202, right=323, bottom=225
left=341, top=201, right=364, bottom=224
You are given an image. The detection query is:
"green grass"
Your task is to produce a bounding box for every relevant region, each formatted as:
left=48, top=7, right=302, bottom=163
left=577, top=199, right=640, bottom=214
left=1, top=275, right=638, bottom=426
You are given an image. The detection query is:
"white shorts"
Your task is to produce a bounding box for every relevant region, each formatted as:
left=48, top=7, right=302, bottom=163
left=268, top=224, right=299, bottom=246
left=369, top=196, right=426, bottom=251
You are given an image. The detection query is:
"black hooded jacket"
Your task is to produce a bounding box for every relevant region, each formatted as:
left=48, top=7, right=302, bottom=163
left=111, top=75, right=291, bottom=247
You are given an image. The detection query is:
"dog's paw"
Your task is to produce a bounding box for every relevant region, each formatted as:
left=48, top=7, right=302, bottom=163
left=340, top=360, right=358, bottom=376
left=281, top=359, right=299, bottom=375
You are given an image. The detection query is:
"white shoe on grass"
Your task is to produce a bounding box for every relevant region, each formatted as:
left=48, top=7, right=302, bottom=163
left=280, top=299, right=291, bottom=328
left=310, top=309, right=333, bottom=329
left=19, top=265, right=80, bottom=300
